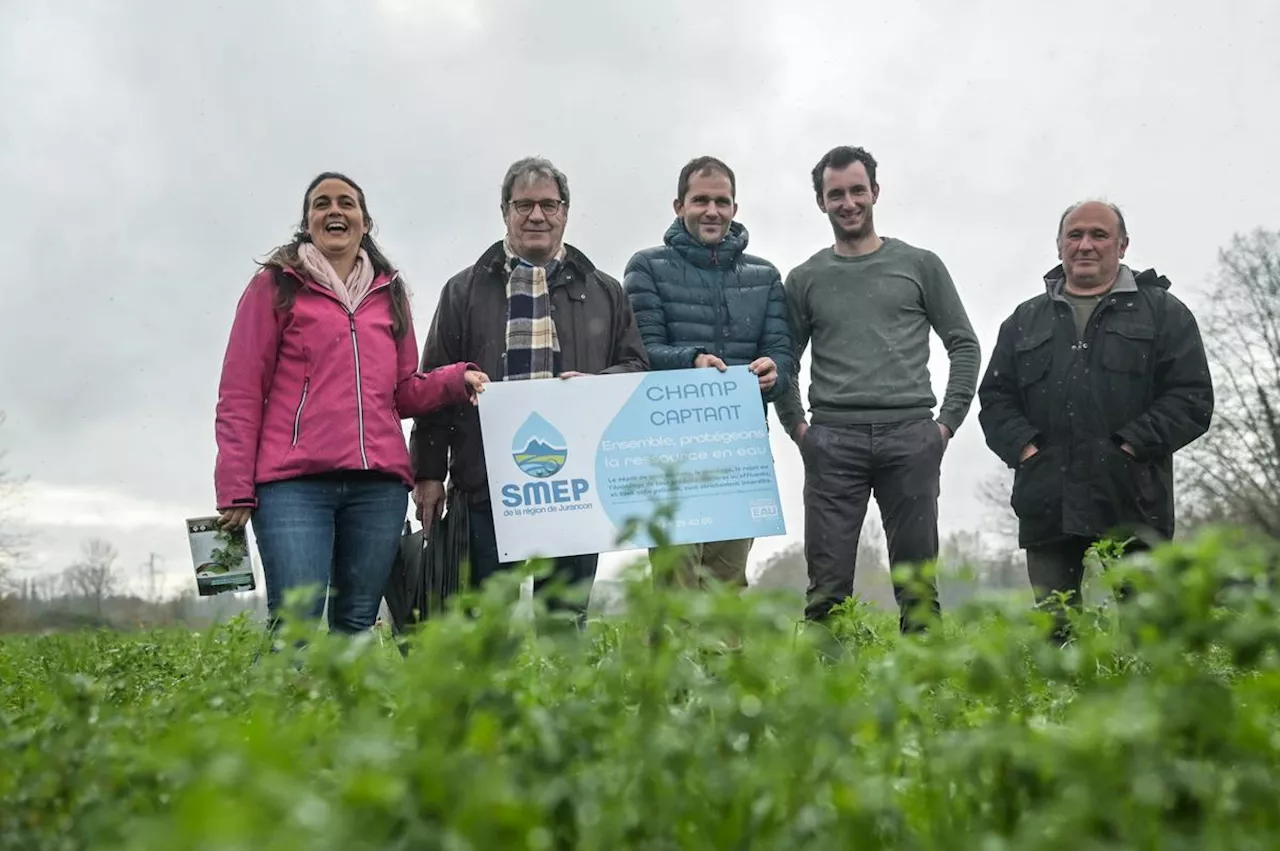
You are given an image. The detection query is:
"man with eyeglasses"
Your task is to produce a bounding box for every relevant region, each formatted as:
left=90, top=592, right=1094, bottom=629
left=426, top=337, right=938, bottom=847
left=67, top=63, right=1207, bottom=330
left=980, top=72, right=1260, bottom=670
left=409, top=156, right=649, bottom=626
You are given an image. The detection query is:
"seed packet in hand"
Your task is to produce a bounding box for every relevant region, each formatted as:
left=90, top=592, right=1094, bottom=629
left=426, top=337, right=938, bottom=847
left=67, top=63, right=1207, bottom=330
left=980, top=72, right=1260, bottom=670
left=186, top=516, right=256, bottom=596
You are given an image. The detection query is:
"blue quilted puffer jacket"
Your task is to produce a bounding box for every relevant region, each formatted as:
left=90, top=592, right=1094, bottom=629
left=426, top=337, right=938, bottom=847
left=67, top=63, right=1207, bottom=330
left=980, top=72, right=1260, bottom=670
left=622, top=218, right=795, bottom=403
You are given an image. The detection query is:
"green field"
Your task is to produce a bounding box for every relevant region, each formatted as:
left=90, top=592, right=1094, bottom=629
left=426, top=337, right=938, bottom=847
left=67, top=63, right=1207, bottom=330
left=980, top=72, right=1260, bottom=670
left=3, top=528, right=1280, bottom=850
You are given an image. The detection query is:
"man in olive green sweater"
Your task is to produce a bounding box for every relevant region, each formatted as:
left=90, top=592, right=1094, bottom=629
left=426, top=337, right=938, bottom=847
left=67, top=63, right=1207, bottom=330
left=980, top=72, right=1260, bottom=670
left=776, top=145, right=980, bottom=634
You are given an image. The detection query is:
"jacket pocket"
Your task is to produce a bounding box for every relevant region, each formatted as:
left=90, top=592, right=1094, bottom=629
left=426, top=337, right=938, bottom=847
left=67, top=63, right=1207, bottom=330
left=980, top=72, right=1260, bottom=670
left=1094, top=437, right=1155, bottom=531
left=1010, top=445, right=1057, bottom=521
left=1100, top=321, right=1155, bottom=374
left=1014, top=328, right=1054, bottom=389
left=1099, top=321, right=1155, bottom=418
left=291, top=377, right=310, bottom=447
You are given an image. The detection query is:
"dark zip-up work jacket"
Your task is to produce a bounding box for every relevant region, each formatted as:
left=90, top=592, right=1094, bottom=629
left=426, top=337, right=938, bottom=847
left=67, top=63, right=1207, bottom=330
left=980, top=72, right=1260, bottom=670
left=977, top=264, right=1213, bottom=547
left=409, top=241, right=649, bottom=500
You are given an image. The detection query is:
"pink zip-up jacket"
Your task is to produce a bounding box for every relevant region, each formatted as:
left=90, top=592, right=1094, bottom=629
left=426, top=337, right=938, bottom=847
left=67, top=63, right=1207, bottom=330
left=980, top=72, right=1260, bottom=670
left=214, top=265, right=477, bottom=510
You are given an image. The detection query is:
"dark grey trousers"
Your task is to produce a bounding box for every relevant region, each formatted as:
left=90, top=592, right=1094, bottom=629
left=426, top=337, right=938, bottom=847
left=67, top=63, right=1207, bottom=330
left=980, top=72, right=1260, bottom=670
left=800, top=418, right=946, bottom=633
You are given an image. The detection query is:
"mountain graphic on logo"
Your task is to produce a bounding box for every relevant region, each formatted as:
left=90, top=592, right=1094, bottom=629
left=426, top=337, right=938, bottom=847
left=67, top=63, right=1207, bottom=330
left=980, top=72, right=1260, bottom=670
left=511, top=412, right=568, bottom=478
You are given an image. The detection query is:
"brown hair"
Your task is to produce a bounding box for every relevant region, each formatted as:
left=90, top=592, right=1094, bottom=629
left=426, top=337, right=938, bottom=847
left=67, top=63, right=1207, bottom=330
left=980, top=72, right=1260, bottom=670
left=260, top=171, right=411, bottom=339
left=677, top=156, right=736, bottom=203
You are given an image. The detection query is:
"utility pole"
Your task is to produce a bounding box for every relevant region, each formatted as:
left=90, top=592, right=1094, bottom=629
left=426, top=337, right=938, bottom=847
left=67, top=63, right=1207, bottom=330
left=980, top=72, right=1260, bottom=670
left=144, top=553, right=163, bottom=602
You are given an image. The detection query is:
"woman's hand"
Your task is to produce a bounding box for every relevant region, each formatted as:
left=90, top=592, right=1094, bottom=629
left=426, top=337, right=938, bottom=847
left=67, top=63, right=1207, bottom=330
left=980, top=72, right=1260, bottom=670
left=465, top=369, right=490, bottom=405
left=218, top=507, right=252, bottom=530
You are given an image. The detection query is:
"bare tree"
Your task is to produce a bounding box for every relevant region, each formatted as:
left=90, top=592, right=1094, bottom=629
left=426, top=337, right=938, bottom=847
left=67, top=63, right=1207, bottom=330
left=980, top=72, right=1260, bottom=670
left=1185, top=228, right=1280, bottom=535
left=63, top=538, right=120, bottom=617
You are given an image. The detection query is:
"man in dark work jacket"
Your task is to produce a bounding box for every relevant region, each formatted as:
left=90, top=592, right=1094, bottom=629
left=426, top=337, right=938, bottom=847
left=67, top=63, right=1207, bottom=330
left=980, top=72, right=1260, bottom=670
left=977, top=200, right=1214, bottom=642
left=409, top=156, right=649, bottom=624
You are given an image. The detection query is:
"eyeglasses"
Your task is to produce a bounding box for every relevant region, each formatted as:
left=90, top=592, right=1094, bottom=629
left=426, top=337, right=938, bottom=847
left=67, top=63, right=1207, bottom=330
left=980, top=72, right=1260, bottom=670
left=509, top=198, right=566, bottom=216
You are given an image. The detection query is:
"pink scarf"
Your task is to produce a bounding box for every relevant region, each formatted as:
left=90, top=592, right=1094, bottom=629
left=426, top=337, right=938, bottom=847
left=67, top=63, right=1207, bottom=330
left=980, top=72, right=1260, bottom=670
left=297, top=242, right=377, bottom=314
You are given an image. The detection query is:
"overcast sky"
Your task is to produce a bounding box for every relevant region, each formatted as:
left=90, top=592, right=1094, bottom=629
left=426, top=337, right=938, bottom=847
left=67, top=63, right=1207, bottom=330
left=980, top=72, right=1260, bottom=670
left=2, top=0, right=1277, bottom=597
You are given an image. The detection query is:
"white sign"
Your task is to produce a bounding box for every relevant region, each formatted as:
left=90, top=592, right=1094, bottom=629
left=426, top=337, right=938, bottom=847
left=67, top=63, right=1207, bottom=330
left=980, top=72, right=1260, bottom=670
left=477, top=366, right=787, bottom=561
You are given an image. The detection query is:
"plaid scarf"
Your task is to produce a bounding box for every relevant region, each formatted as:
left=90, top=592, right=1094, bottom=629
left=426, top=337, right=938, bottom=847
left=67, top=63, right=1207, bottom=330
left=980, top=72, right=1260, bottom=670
left=502, top=239, right=564, bottom=380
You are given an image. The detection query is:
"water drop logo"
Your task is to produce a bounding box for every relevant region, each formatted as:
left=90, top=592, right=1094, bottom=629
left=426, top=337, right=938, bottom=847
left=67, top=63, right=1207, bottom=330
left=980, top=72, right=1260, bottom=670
left=511, top=412, right=568, bottom=478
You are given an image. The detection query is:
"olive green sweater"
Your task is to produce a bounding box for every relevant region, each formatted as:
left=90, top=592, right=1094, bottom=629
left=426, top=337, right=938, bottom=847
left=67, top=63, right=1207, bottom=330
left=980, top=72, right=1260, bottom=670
left=775, top=237, right=980, bottom=435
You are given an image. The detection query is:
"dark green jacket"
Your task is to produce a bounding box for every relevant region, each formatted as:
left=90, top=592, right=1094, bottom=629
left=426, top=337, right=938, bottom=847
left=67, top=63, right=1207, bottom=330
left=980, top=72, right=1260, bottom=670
left=622, top=219, right=795, bottom=403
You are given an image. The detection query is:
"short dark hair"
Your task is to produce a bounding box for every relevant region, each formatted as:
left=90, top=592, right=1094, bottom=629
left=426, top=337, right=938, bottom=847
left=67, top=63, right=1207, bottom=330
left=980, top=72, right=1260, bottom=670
left=810, top=146, right=878, bottom=202
left=677, top=156, right=736, bottom=203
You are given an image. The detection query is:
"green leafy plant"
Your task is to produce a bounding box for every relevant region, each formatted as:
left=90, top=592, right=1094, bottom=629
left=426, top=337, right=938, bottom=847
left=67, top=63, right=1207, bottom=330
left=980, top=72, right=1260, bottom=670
left=3, top=525, right=1280, bottom=850
left=206, top=529, right=248, bottom=575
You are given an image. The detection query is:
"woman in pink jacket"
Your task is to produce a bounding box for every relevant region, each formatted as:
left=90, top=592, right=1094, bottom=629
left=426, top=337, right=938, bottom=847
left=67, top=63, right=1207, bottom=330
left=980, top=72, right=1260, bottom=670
left=214, top=172, right=486, bottom=635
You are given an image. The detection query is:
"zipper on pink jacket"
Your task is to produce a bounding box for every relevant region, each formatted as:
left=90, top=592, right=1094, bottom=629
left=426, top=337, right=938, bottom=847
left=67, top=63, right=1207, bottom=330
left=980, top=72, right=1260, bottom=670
left=348, top=313, right=369, bottom=469
left=291, top=377, right=310, bottom=446
left=288, top=267, right=391, bottom=472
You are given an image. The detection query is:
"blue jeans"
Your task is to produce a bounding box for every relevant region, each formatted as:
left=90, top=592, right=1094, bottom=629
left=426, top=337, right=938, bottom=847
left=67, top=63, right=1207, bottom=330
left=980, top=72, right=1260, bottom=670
left=252, top=474, right=408, bottom=634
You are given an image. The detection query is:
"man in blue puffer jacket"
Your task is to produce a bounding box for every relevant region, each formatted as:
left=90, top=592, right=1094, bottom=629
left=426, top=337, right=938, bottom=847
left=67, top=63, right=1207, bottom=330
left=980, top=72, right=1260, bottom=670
left=623, top=155, right=795, bottom=592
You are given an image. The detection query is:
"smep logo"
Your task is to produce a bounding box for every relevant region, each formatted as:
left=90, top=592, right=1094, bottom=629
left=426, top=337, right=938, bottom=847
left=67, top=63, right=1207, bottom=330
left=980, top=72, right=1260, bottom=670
left=511, top=412, right=567, bottom=478
left=501, top=412, right=592, bottom=513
